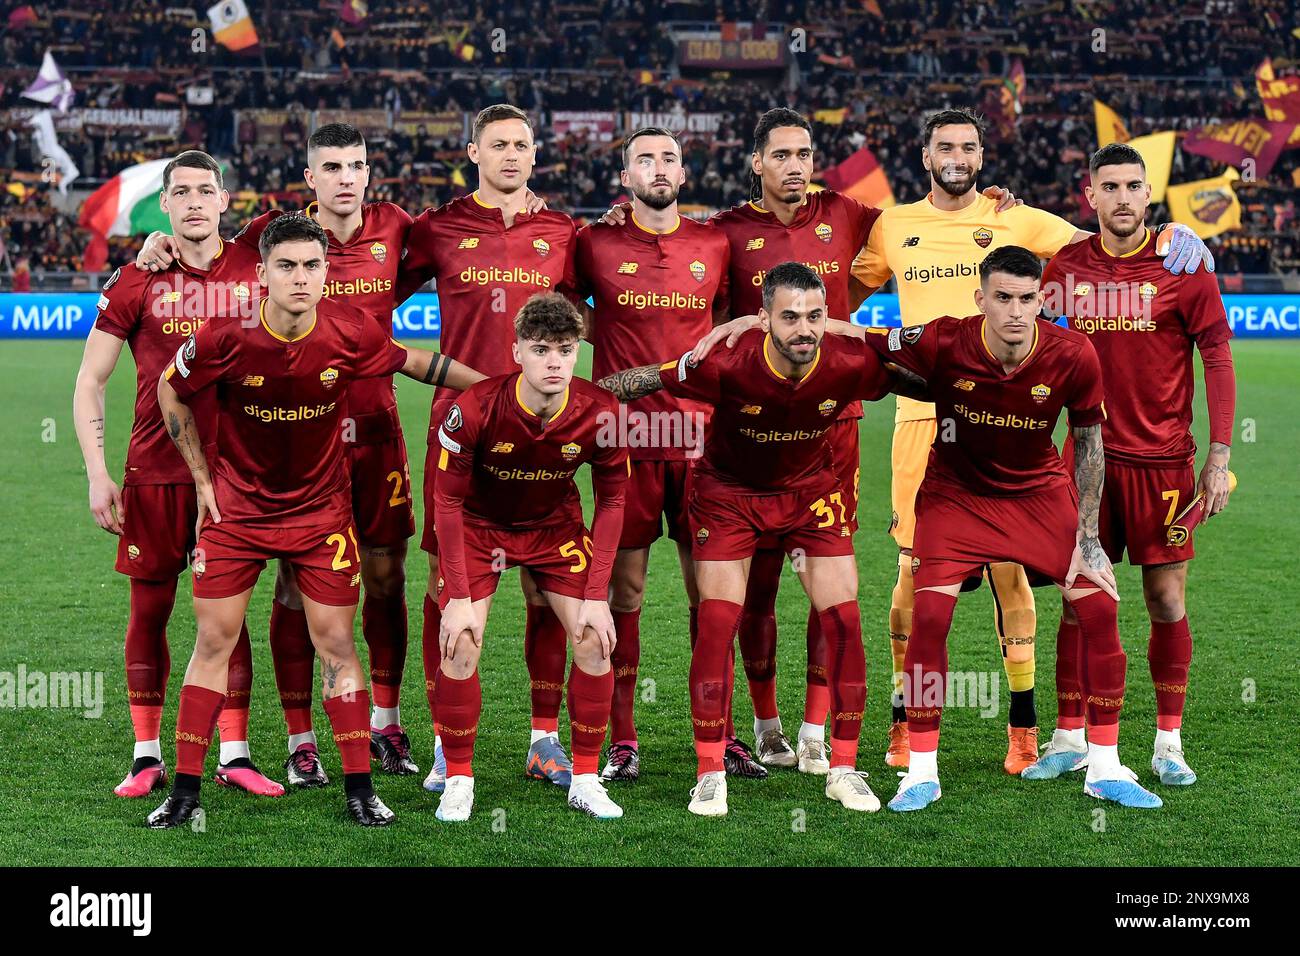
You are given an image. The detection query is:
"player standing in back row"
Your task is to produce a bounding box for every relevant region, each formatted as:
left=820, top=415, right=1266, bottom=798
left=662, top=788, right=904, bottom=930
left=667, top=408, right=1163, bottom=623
left=398, top=104, right=582, bottom=794
left=574, top=126, right=731, bottom=782
left=1025, top=143, right=1236, bottom=787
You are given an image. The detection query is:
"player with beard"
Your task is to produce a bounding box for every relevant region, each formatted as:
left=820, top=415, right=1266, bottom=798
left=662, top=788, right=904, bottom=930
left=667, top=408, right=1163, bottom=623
left=573, top=128, right=730, bottom=782
left=398, top=105, right=581, bottom=795
left=599, top=263, right=931, bottom=816
left=74, top=151, right=282, bottom=800
left=648, top=108, right=1018, bottom=779
left=695, top=108, right=1216, bottom=775
left=1026, top=144, right=1235, bottom=786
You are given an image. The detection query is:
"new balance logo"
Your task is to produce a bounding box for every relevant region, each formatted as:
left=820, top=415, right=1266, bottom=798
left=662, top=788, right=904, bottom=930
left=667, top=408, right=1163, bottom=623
left=746, top=238, right=765, bottom=251
left=458, top=238, right=479, bottom=249
left=903, top=236, right=920, bottom=247
left=242, top=375, right=264, bottom=387
left=954, top=379, right=975, bottom=391
left=490, top=442, right=515, bottom=453
left=617, top=261, right=639, bottom=275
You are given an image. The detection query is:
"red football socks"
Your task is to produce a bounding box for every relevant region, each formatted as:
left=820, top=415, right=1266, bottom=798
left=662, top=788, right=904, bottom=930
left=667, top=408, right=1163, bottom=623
left=821, top=601, right=866, bottom=769
left=567, top=664, right=614, bottom=776
left=268, top=601, right=315, bottom=736
left=690, top=599, right=742, bottom=775
left=216, top=621, right=253, bottom=742
left=362, top=593, right=408, bottom=711
left=525, top=603, right=566, bottom=734
left=174, top=684, right=225, bottom=777
left=610, top=609, right=641, bottom=745
left=435, top=670, right=481, bottom=777
left=125, top=578, right=176, bottom=741
left=1150, top=616, right=1192, bottom=731
left=323, top=689, right=372, bottom=774
left=1054, top=618, right=1085, bottom=731
left=904, top=589, right=957, bottom=745
left=804, top=604, right=831, bottom=726
left=1070, top=590, right=1127, bottom=747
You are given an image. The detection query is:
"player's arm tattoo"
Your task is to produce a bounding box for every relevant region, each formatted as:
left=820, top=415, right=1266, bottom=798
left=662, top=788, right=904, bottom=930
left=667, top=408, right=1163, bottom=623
left=884, top=364, right=931, bottom=402
left=160, top=397, right=210, bottom=483
left=1071, top=423, right=1106, bottom=567
left=597, top=364, right=665, bottom=402
left=1206, top=440, right=1231, bottom=469
left=91, top=416, right=105, bottom=449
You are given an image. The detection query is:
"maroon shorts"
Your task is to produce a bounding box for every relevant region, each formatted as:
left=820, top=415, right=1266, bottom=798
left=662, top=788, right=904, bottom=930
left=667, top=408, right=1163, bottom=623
left=193, top=516, right=363, bottom=606
left=911, top=481, right=1078, bottom=589
left=1064, top=443, right=1196, bottom=566
left=436, top=520, right=594, bottom=605
left=115, top=483, right=197, bottom=580
left=755, top=417, right=860, bottom=551
left=349, top=434, right=416, bottom=548
left=620, top=458, right=693, bottom=550
left=689, top=472, right=856, bottom=562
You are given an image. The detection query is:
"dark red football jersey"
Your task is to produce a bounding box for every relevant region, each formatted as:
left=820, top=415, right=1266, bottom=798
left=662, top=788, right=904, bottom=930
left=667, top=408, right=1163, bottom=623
left=1042, top=229, right=1232, bottom=466
left=233, top=201, right=413, bottom=444
left=576, top=214, right=729, bottom=461
left=164, top=298, right=408, bottom=527
left=434, top=373, right=629, bottom=529
left=658, top=328, right=891, bottom=495
left=93, top=242, right=262, bottom=485
left=711, top=190, right=879, bottom=419
left=863, top=315, right=1107, bottom=496
left=399, top=193, right=578, bottom=418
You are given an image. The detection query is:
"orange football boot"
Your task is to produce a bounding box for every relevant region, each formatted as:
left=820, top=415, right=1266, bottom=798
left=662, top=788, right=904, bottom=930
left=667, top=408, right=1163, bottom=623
left=885, top=721, right=910, bottom=768
left=1004, top=725, right=1039, bottom=774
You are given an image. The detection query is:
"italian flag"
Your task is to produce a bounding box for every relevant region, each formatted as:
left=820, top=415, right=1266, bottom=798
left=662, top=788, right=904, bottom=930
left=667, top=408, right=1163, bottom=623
left=77, top=158, right=172, bottom=271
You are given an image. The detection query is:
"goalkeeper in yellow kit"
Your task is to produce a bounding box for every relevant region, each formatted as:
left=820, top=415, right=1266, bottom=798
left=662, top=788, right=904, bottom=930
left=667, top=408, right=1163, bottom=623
left=849, top=108, right=1215, bottom=773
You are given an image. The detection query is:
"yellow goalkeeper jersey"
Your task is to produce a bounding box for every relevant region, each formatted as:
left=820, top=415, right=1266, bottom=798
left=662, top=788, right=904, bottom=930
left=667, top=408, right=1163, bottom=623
left=851, top=192, right=1080, bottom=421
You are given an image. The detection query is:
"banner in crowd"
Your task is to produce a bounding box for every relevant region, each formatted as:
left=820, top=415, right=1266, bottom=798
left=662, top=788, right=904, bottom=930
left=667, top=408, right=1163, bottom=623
left=820, top=146, right=894, bottom=208
left=1182, top=119, right=1295, bottom=178
left=1165, top=168, right=1242, bottom=240
left=1094, top=100, right=1130, bottom=147
left=391, top=111, right=465, bottom=140
left=625, top=111, right=725, bottom=134
left=551, top=111, right=619, bottom=142
left=1125, top=130, right=1176, bottom=202
left=676, top=23, right=787, bottom=70
left=6, top=293, right=1299, bottom=339
left=4, top=107, right=181, bottom=134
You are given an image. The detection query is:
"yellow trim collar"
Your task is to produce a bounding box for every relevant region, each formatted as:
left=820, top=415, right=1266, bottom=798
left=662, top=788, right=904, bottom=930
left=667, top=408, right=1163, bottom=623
left=980, top=318, right=1038, bottom=369
left=631, top=210, right=680, bottom=236
left=761, top=333, right=820, bottom=384
left=260, top=299, right=316, bottom=343
left=514, top=374, right=569, bottom=424
left=1100, top=227, right=1151, bottom=259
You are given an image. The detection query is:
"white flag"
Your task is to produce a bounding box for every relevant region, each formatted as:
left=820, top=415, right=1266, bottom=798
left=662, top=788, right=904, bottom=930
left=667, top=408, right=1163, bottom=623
left=22, top=51, right=75, bottom=113
left=28, top=110, right=80, bottom=194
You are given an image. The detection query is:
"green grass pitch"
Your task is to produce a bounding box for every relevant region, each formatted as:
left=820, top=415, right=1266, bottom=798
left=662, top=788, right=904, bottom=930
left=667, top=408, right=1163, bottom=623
left=1, top=338, right=1296, bottom=866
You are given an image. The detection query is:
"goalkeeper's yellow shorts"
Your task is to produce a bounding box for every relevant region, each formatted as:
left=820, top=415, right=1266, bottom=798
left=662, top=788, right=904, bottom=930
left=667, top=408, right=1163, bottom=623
left=889, top=418, right=938, bottom=551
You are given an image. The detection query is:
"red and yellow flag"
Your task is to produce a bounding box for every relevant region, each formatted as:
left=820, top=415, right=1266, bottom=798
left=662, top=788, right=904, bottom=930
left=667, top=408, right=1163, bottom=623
left=207, top=0, right=259, bottom=53
left=821, top=145, right=894, bottom=209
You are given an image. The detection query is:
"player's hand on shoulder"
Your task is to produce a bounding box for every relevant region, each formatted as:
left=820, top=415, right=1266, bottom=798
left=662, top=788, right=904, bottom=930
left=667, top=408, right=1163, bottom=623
left=524, top=188, right=549, bottom=215
left=599, top=201, right=631, bottom=226
left=88, top=474, right=124, bottom=535
left=574, top=599, right=616, bottom=659
left=691, top=314, right=761, bottom=362
left=136, top=231, right=180, bottom=272
left=1155, top=222, right=1216, bottom=275
left=983, top=185, right=1023, bottom=213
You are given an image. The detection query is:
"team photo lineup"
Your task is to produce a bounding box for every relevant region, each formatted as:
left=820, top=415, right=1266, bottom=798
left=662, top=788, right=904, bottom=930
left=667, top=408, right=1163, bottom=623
left=3, top=2, right=1297, bottom=886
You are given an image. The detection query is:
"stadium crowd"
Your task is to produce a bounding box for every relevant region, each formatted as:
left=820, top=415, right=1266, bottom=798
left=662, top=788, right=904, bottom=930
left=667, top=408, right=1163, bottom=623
left=2, top=0, right=1298, bottom=276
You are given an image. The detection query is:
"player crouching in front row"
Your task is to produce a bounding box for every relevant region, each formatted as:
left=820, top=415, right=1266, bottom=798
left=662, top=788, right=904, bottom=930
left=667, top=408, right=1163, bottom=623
left=433, top=293, right=631, bottom=822
left=147, top=213, right=485, bottom=828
